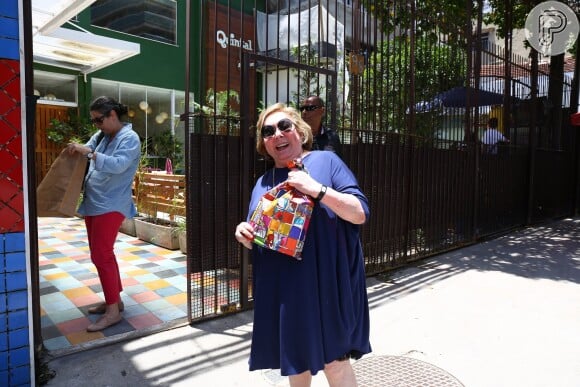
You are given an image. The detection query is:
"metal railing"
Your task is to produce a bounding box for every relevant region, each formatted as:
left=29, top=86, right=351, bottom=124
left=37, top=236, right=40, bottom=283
left=182, top=0, right=579, bottom=322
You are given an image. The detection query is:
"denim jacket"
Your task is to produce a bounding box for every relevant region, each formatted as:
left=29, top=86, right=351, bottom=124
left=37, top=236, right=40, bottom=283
left=77, top=123, right=141, bottom=219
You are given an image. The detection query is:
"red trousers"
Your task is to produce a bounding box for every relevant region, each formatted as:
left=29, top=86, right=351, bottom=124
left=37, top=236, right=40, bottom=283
left=85, top=212, right=124, bottom=305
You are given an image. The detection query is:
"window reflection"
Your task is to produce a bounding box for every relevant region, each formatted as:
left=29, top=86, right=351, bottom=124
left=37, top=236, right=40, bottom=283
left=34, top=71, right=77, bottom=106
left=91, top=0, right=177, bottom=45
left=92, top=78, right=189, bottom=171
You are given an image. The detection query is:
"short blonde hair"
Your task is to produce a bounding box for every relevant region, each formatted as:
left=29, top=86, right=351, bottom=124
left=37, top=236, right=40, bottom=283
left=255, top=103, right=313, bottom=157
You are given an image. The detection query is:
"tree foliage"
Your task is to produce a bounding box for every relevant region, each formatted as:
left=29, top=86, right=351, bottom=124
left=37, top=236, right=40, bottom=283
left=357, top=0, right=475, bottom=137
left=486, top=0, right=579, bottom=39
left=363, top=36, right=466, bottom=136
left=364, top=0, right=481, bottom=45
left=485, top=0, right=578, bottom=56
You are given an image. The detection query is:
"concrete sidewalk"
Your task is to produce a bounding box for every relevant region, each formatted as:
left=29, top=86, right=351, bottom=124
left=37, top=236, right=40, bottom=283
left=43, top=217, right=580, bottom=387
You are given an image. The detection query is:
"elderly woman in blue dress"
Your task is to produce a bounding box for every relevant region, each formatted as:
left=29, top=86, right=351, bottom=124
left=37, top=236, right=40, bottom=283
left=235, top=103, right=371, bottom=386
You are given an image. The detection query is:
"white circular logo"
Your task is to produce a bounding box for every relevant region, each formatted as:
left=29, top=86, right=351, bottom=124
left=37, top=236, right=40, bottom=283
left=525, top=1, right=579, bottom=56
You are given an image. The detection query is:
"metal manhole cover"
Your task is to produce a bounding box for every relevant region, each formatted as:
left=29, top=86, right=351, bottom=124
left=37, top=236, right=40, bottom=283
left=353, top=355, right=464, bottom=387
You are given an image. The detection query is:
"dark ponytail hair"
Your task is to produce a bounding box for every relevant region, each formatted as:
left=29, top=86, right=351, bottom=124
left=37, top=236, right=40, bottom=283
left=90, top=96, right=128, bottom=119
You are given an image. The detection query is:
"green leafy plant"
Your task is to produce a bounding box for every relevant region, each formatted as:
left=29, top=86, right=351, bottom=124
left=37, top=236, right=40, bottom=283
left=152, top=130, right=183, bottom=163
left=194, top=89, right=240, bottom=135
left=174, top=216, right=186, bottom=234
left=205, top=88, right=240, bottom=116
left=290, top=44, right=326, bottom=105
left=133, top=141, right=150, bottom=215
left=46, top=111, right=97, bottom=146
left=362, top=36, right=465, bottom=138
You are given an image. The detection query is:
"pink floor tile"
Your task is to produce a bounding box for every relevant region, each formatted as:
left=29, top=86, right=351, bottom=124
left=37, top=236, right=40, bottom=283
left=126, top=312, right=163, bottom=330
left=121, top=277, right=139, bottom=287
left=131, top=291, right=162, bottom=303
left=71, top=294, right=103, bottom=308
left=56, top=317, right=92, bottom=335
left=82, top=277, right=101, bottom=286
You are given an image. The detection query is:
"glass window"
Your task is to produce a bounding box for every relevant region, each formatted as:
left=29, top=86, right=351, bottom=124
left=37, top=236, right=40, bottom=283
left=173, top=90, right=187, bottom=144
left=34, top=71, right=77, bottom=106
left=90, top=0, right=177, bottom=45
left=92, top=78, right=190, bottom=170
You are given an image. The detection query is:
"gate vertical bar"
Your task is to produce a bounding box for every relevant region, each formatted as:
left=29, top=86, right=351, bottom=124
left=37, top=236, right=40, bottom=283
left=571, top=34, right=580, bottom=214
left=351, top=0, right=360, bottom=147
left=184, top=0, right=192, bottom=323
left=404, top=0, right=417, bottom=256
left=468, top=0, right=480, bottom=240
left=473, top=0, right=483, bottom=240
left=239, top=51, right=251, bottom=309
left=526, top=47, right=539, bottom=224
left=22, top=0, right=43, bottom=358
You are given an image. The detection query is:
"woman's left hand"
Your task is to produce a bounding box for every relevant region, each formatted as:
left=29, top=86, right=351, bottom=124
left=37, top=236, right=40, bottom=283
left=287, top=170, right=320, bottom=198
left=288, top=170, right=367, bottom=225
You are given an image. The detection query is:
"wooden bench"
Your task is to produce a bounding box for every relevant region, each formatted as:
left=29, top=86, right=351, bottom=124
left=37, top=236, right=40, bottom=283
left=135, top=173, right=185, bottom=220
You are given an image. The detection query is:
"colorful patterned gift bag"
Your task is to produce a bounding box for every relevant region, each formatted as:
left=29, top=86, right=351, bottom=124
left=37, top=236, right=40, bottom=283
left=249, top=162, right=314, bottom=259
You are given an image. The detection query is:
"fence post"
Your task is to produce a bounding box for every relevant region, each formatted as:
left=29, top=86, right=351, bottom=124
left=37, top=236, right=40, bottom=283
left=571, top=38, right=580, bottom=215
left=526, top=50, right=539, bottom=224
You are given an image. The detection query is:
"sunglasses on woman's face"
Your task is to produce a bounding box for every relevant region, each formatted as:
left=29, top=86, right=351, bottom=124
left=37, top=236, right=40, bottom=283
left=90, top=115, right=106, bottom=124
left=299, top=105, right=321, bottom=112
left=261, top=118, right=295, bottom=138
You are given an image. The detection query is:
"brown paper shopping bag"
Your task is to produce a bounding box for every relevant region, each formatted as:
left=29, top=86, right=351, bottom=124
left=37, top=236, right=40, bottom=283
left=37, top=149, right=88, bottom=217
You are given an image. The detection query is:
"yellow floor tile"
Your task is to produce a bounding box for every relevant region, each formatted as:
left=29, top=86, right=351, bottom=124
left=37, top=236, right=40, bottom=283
left=62, top=287, right=94, bottom=299
left=66, top=330, right=104, bottom=345
left=165, top=293, right=187, bottom=305
left=125, top=269, right=149, bottom=276
left=43, top=272, right=70, bottom=281
left=144, top=279, right=171, bottom=290
left=122, top=255, right=141, bottom=261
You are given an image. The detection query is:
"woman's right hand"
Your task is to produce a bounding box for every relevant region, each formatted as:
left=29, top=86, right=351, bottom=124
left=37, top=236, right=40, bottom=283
left=235, top=222, right=254, bottom=250
left=67, top=143, right=91, bottom=156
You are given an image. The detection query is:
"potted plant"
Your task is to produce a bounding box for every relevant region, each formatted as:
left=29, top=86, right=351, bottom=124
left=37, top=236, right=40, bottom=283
left=133, top=172, right=185, bottom=250
left=119, top=144, right=149, bottom=237
left=132, top=131, right=186, bottom=249
left=135, top=216, right=180, bottom=250
left=119, top=216, right=138, bottom=237
left=46, top=110, right=98, bottom=147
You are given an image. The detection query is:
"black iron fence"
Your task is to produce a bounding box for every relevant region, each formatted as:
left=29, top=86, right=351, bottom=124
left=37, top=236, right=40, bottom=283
left=183, top=0, right=579, bottom=322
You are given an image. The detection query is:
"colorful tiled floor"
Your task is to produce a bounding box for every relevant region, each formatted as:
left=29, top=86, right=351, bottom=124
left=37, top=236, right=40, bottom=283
left=38, top=217, right=188, bottom=352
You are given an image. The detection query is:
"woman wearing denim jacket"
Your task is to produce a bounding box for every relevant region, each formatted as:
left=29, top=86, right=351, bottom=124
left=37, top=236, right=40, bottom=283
left=67, top=96, right=141, bottom=332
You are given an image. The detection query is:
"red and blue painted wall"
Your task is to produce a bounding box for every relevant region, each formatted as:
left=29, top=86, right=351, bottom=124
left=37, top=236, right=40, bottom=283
left=0, top=1, right=33, bottom=385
